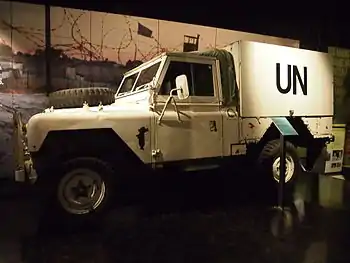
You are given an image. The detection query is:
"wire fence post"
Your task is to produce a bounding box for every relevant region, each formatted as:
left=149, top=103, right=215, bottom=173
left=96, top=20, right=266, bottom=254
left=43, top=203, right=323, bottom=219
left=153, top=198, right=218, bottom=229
left=45, top=4, right=52, bottom=95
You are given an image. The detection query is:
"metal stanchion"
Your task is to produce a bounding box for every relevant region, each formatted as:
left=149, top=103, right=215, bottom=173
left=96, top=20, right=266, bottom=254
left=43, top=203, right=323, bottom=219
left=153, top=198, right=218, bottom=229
left=278, top=133, right=286, bottom=210
left=270, top=117, right=298, bottom=238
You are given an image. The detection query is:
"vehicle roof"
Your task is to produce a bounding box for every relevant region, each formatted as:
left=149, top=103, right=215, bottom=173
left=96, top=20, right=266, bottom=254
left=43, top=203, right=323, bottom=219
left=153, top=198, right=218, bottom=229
left=125, top=51, right=216, bottom=75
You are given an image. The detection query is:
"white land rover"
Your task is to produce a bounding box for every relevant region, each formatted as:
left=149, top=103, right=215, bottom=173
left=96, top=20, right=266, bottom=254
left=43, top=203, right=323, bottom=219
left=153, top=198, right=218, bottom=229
left=13, top=41, right=334, bottom=217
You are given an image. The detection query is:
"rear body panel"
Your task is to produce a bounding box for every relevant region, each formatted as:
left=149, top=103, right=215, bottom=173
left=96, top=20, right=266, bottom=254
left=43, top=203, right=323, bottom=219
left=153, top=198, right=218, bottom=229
left=224, top=41, right=333, bottom=118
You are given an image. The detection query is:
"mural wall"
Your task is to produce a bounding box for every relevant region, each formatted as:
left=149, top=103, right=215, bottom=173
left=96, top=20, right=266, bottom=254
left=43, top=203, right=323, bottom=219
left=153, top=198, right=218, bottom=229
left=48, top=6, right=299, bottom=92
left=0, top=1, right=299, bottom=178
left=0, top=2, right=48, bottom=178
left=328, top=46, right=350, bottom=124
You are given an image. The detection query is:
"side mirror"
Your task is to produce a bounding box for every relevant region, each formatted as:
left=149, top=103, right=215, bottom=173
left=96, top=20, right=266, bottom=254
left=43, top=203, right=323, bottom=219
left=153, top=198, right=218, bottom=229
left=175, top=74, right=189, bottom=100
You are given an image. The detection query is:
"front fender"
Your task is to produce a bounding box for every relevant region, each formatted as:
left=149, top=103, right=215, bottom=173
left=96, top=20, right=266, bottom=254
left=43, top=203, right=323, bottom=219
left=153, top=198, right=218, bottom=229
left=26, top=109, right=153, bottom=163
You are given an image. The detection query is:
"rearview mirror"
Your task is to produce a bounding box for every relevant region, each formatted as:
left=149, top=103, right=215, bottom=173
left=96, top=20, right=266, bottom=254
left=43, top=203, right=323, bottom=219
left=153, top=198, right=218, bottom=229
left=175, top=74, right=189, bottom=100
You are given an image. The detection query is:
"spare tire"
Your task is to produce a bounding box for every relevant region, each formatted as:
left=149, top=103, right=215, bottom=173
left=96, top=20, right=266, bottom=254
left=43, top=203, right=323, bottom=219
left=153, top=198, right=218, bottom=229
left=49, top=87, right=115, bottom=109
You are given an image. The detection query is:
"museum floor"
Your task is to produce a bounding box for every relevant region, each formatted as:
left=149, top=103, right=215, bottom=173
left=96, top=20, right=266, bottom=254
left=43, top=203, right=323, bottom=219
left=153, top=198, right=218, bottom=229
left=1, top=169, right=349, bottom=263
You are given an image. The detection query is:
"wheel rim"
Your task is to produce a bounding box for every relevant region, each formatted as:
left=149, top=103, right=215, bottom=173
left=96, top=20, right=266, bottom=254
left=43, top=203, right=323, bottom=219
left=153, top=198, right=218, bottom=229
left=57, top=168, right=106, bottom=215
left=272, top=154, right=295, bottom=183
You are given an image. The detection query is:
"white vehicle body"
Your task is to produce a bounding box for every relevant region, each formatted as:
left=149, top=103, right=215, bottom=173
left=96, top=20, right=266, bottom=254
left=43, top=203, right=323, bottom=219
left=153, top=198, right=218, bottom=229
left=13, top=41, right=334, bottom=183
left=228, top=41, right=333, bottom=117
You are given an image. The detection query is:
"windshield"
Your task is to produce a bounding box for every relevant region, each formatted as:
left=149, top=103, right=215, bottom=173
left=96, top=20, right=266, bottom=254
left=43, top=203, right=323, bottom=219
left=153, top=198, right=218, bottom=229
left=118, top=74, right=138, bottom=95
left=117, top=61, right=161, bottom=96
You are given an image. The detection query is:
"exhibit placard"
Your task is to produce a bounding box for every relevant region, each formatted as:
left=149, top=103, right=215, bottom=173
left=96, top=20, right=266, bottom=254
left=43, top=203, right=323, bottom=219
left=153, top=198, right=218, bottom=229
left=324, top=124, right=346, bottom=174
left=343, top=124, right=350, bottom=167
left=271, top=117, right=298, bottom=136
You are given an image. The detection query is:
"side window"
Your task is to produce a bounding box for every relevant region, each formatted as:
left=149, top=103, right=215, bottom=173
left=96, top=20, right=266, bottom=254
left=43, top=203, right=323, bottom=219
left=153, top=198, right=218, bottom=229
left=159, top=61, right=192, bottom=96
left=159, top=60, right=215, bottom=97
left=192, top=63, right=214, bottom=96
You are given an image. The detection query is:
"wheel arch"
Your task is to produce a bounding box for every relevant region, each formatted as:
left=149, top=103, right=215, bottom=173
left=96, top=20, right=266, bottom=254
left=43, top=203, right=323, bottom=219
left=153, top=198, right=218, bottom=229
left=260, top=117, right=315, bottom=148
left=248, top=117, right=327, bottom=170
left=31, top=128, right=146, bottom=173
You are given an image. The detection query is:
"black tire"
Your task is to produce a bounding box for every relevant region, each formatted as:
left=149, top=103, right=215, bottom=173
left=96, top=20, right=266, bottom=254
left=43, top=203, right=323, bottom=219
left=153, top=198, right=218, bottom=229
left=47, top=157, right=116, bottom=221
left=49, top=87, right=115, bottom=109
left=258, top=139, right=300, bottom=184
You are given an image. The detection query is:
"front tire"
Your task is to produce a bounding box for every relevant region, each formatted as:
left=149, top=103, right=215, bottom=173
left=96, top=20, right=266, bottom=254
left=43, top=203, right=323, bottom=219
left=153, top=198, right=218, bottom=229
left=52, top=157, right=115, bottom=218
left=258, top=139, right=300, bottom=184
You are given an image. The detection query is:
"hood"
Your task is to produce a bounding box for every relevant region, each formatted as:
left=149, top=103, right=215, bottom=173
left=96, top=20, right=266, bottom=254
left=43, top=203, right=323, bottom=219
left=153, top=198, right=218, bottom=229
left=42, top=102, right=150, bottom=115
left=28, top=88, right=150, bottom=126
left=27, top=102, right=152, bottom=131
left=25, top=97, right=153, bottom=152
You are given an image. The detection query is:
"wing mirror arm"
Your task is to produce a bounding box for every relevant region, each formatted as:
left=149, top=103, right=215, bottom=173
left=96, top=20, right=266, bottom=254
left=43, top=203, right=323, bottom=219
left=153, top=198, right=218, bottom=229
left=157, top=88, right=181, bottom=125
left=157, top=74, right=190, bottom=125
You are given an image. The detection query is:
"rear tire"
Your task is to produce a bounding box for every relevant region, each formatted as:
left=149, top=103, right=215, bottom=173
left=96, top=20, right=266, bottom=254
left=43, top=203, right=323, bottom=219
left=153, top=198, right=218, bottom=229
left=258, top=139, right=300, bottom=185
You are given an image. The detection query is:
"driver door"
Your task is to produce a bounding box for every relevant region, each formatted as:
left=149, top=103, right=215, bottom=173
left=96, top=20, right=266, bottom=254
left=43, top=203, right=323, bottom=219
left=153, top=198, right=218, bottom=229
left=153, top=56, right=222, bottom=164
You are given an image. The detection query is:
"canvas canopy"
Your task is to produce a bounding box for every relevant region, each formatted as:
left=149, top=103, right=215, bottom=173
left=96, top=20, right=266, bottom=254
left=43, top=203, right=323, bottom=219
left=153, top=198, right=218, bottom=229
left=196, top=49, right=238, bottom=105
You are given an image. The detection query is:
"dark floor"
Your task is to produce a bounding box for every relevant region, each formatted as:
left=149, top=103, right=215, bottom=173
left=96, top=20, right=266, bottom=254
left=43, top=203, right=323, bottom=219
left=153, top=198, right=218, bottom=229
left=1, top=170, right=350, bottom=263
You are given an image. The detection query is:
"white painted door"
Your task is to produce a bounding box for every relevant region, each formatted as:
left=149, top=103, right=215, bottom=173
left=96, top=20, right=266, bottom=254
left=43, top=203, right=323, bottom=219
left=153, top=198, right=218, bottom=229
left=154, top=56, right=222, bottom=163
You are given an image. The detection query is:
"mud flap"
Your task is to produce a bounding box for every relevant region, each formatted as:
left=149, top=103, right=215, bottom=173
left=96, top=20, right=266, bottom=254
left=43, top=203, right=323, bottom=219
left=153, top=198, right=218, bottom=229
left=300, top=146, right=329, bottom=174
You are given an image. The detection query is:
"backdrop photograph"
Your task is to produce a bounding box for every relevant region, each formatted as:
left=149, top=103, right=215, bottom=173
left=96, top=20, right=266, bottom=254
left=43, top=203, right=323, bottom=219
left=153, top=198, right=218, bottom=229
left=0, top=1, right=300, bottom=178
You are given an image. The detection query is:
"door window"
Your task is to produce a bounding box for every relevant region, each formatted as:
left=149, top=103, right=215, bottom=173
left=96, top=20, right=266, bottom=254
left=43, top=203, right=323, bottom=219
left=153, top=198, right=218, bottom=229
left=159, top=61, right=214, bottom=97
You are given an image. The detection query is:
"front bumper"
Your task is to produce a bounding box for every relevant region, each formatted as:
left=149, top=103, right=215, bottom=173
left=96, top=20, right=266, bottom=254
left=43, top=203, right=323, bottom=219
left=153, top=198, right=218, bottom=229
left=14, top=160, right=37, bottom=183
left=12, top=111, right=37, bottom=183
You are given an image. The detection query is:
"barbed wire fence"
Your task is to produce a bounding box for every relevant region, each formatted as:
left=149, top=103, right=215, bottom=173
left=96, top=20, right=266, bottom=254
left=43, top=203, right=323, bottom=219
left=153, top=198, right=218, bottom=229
left=0, top=7, right=185, bottom=64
